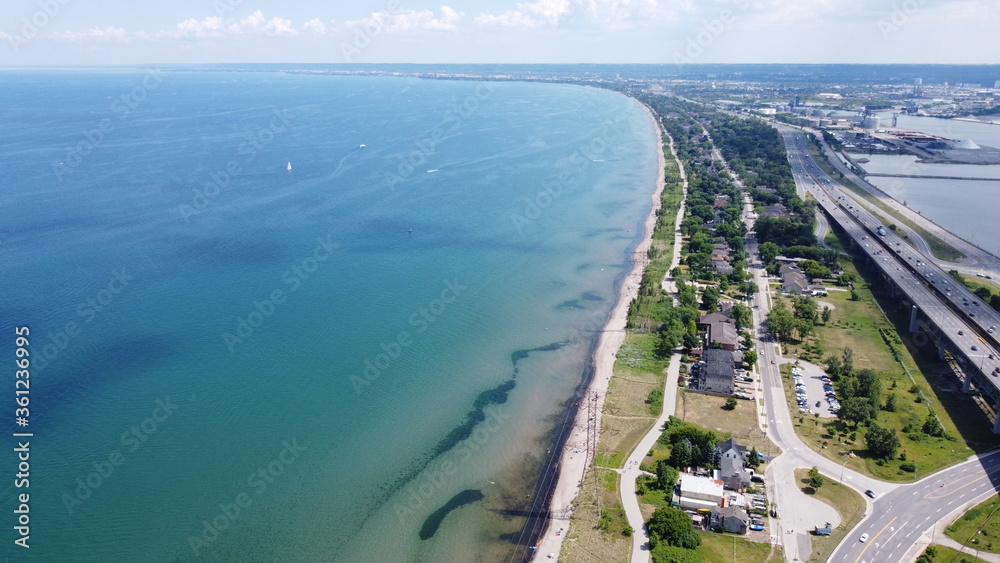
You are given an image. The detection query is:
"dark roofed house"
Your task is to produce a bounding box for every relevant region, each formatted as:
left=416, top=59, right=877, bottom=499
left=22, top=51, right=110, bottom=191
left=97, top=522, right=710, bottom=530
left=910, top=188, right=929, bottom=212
left=713, top=260, right=734, bottom=275
left=720, top=456, right=753, bottom=491
left=710, top=506, right=749, bottom=534
left=762, top=203, right=788, bottom=218
left=716, top=437, right=748, bottom=461
left=698, top=312, right=739, bottom=351
left=701, top=348, right=735, bottom=394
left=779, top=263, right=810, bottom=294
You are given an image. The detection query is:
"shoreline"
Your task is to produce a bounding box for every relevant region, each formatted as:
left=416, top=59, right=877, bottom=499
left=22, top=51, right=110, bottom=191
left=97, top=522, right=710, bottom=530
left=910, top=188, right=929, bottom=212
left=532, top=99, right=668, bottom=560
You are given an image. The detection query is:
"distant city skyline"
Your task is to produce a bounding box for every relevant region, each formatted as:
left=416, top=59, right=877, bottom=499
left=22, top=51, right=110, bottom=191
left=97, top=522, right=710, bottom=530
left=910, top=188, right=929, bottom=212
left=1, top=0, right=998, bottom=66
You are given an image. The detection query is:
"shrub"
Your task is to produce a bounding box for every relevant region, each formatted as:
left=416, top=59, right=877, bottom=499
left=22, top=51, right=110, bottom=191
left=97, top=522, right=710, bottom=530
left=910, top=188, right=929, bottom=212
left=900, top=462, right=916, bottom=472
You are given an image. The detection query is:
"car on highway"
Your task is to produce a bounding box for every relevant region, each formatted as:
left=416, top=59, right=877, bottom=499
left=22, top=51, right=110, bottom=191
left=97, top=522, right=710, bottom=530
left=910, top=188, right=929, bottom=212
left=973, top=345, right=979, bottom=351
left=865, top=489, right=876, bottom=499
left=959, top=330, right=964, bottom=335
left=859, top=533, right=869, bottom=543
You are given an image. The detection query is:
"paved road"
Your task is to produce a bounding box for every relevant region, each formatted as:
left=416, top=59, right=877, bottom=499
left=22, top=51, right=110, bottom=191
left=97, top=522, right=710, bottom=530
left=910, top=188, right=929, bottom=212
left=778, top=129, right=1000, bottom=391
left=807, top=125, right=1000, bottom=277
left=621, top=353, right=682, bottom=563
left=830, top=450, right=1000, bottom=563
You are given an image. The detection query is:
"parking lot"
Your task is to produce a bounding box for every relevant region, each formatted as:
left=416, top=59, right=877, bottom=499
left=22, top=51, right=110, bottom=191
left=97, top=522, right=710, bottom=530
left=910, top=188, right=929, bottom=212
left=792, top=361, right=838, bottom=418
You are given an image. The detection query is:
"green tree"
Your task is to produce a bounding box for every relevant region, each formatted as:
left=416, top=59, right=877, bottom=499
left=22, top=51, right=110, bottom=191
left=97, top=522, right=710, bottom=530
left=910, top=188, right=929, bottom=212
left=730, top=303, right=752, bottom=328
left=821, top=306, right=832, bottom=324
left=922, top=414, right=945, bottom=437
left=701, top=286, right=720, bottom=312
left=767, top=304, right=796, bottom=342
left=743, top=349, right=758, bottom=368
left=656, top=460, right=680, bottom=491
left=747, top=446, right=761, bottom=468
left=850, top=288, right=861, bottom=301
left=647, top=506, right=701, bottom=550
left=724, top=397, right=738, bottom=410
left=759, top=241, right=780, bottom=265
left=669, top=439, right=692, bottom=468
left=884, top=393, right=898, bottom=412
left=740, top=281, right=758, bottom=298
left=793, top=296, right=819, bottom=323
left=839, top=396, right=875, bottom=426
left=842, top=347, right=854, bottom=376
left=824, top=354, right=843, bottom=378
left=865, top=422, right=901, bottom=461
left=808, top=466, right=825, bottom=490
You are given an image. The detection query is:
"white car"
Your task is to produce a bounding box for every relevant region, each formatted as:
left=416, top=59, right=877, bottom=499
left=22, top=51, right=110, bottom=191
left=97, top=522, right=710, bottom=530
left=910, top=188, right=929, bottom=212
left=859, top=533, right=869, bottom=543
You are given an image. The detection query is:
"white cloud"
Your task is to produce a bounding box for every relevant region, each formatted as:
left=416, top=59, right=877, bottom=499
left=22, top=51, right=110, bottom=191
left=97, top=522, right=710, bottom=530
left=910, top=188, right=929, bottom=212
left=56, top=26, right=130, bottom=42
left=475, top=0, right=574, bottom=27
left=302, top=18, right=328, bottom=35
left=343, top=5, right=465, bottom=33
left=175, top=16, right=225, bottom=39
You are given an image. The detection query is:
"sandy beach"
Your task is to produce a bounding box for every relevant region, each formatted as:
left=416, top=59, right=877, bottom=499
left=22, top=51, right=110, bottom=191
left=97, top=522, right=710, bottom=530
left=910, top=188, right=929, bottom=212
left=532, top=100, right=668, bottom=561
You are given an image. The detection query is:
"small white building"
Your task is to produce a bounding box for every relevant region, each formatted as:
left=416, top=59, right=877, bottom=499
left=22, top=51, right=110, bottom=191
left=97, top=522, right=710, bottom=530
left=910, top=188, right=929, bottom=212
left=678, top=474, right=724, bottom=511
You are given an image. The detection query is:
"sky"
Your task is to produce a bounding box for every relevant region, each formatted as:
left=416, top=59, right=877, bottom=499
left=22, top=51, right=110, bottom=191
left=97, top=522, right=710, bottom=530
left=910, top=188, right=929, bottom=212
left=1, top=0, right=998, bottom=65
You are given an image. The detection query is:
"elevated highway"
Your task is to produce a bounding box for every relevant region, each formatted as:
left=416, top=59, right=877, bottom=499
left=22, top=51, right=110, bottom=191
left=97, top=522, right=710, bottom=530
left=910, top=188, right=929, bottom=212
left=780, top=129, right=1000, bottom=431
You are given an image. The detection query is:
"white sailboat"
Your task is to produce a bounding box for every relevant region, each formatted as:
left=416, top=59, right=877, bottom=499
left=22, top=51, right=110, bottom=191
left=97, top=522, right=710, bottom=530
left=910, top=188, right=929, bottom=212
left=286, top=161, right=292, bottom=172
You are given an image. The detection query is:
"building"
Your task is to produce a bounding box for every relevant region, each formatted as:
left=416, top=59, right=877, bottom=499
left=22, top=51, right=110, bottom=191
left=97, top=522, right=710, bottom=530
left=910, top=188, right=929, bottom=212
left=779, top=262, right=810, bottom=294
left=698, top=312, right=740, bottom=351
left=716, top=438, right=753, bottom=490
left=716, top=437, right=748, bottom=460
left=678, top=474, right=724, bottom=511
left=701, top=348, right=735, bottom=394
left=710, top=506, right=749, bottom=534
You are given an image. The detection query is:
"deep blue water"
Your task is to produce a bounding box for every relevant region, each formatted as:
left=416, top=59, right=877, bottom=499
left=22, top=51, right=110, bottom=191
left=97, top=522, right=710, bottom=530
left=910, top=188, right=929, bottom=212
left=0, top=70, right=657, bottom=561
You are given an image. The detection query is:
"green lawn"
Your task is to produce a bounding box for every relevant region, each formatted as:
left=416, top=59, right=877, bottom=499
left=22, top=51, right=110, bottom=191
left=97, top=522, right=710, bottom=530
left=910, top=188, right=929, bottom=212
left=695, top=530, right=782, bottom=563
left=793, top=468, right=867, bottom=563
left=921, top=544, right=990, bottom=563
left=777, top=250, right=995, bottom=481
left=946, top=496, right=1000, bottom=554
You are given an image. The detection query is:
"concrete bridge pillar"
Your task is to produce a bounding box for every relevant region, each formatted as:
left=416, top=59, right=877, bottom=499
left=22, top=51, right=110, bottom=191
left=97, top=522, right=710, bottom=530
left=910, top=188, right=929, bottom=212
left=964, top=373, right=973, bottom=393
left=938, top=342, right=947, bottom=361
left=993, top=414, right=1000, bottom=434
left=909, top=306, right=919, bottom=333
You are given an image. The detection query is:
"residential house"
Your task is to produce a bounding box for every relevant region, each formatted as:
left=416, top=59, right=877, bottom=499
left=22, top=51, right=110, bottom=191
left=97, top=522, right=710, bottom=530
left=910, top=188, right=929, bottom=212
left=779, top=262, right=810, bottom=294
left=711, top=506, right=749, bottom=534
left=698, top=312, right=739, bottom=351
left=701, top=348, right=735, bottom=394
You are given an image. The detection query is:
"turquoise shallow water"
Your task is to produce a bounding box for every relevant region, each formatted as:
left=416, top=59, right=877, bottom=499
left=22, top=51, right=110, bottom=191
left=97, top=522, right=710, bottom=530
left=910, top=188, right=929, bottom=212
left=0, top=70, right=657, bottom=561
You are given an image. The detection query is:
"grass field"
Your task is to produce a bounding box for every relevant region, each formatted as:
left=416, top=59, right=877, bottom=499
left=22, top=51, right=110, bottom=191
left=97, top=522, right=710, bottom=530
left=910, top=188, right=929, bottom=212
left=774, top=250, right=997, bottom=481
left=921, top=544, right=990, bottom=563
left=945, top=496, right=1000, bottom=554
left=793, top=468, right=867, bottom=563
left=680, top=389, right=776, bottom=456
left=694, top=530, right=783, bottom=563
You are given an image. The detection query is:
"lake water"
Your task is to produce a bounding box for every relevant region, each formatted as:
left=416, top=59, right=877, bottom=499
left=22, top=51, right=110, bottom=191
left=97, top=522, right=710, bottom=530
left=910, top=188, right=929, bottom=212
left=0, top=69, right=658, bottom=562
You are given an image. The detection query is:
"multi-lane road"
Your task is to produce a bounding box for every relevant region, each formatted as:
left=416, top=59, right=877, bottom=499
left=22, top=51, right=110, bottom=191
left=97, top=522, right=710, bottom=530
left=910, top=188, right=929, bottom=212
left=779, top=128, right=1000, bottom=406
left=771, top=126, right=1000, bottom=561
